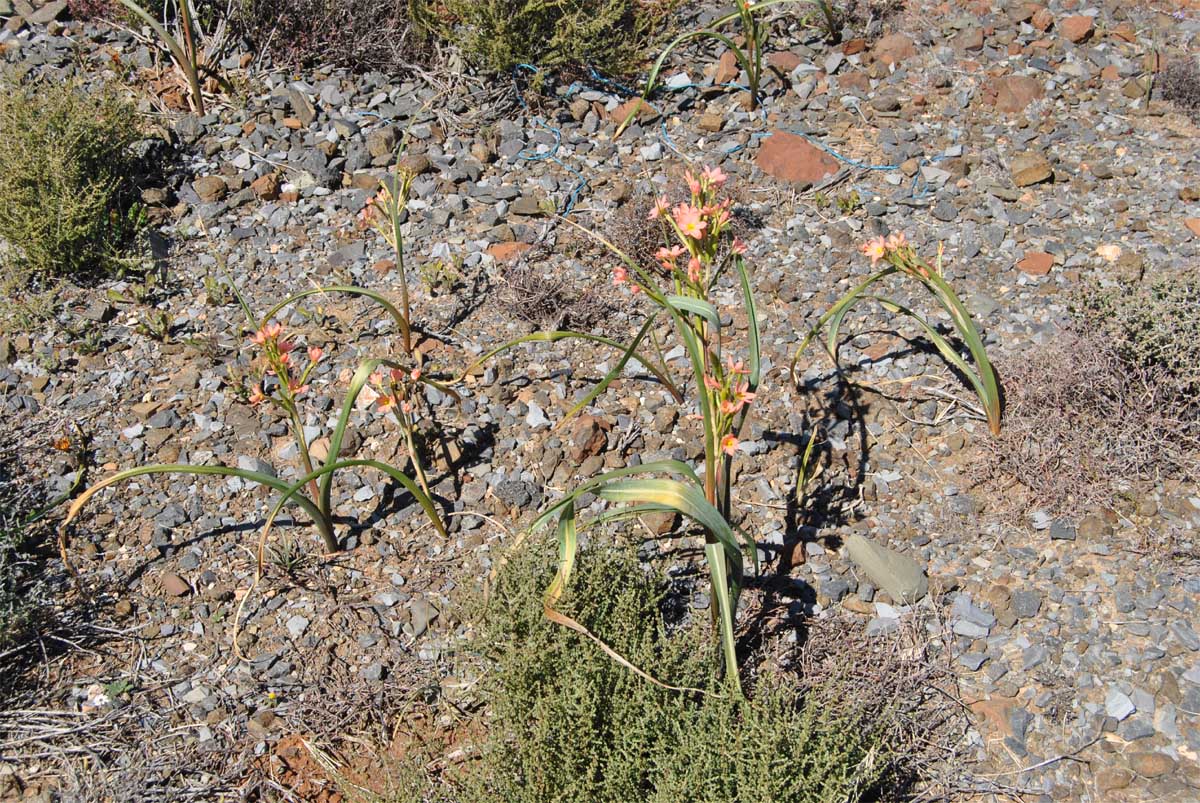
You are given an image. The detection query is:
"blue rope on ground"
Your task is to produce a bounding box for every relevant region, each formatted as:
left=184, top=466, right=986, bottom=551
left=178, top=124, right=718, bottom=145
left=512, top=64, right=589, bottom=217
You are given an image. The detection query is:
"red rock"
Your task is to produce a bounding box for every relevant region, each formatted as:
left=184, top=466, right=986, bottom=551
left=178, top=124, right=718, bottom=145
left=755, top=131, right=840, bottom=187
left=955, top=27, right=984, bottom=51
left=715, top=49, right=739, bottom=84
left=1185, top=219, right=1200, bottom=238
left=1060, top=15, right=1094, bottom=43
left=1031, top=7, right=1053, bottom=31
left=1100, top=65, right=1120, bottom=81
left=986, top=75, right=1045, bottom=113
left=767, top=50, right=802, bottom=73
left=250, top=172, right=280, bottom=200
left=841, top=38, right=866, bottom=56
left=161, top=572, right=190, bottom=597
left=486, top=242, right=533, bottom=262
left=609, top=98, right=658, bottom=126
left=1017, top=252, right=1054, bottom=275
left=872, top=33, right=916, bottom=66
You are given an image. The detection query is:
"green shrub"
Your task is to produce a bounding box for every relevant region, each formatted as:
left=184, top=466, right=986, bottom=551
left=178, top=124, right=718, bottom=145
left=1074, top=269, right=1200, bottom=400
left=444, top=0, right=676, bottom=76
left=0, top=77, right=143, bottom=288
left=399, top=544, right=897, bottom=803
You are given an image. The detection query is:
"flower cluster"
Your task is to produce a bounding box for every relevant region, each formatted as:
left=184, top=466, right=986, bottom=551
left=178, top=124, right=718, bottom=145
left=367, top=365, right=424, bottom=421
left=245, top=320, right=324, bottom=406
left=703, top=356, right=756, bottom=456
left=358, top=169, right=416, bottom=251
left=617, top=165, right=746, bottom=295
left=860, top=231, right=936, bottom=279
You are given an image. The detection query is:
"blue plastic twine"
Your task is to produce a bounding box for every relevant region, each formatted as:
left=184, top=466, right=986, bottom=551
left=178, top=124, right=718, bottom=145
left=511, top=64, right=588, bottom=217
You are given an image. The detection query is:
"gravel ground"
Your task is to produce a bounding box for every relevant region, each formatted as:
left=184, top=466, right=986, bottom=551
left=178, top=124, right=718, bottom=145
left=1, top=0, right=1198, bottom=801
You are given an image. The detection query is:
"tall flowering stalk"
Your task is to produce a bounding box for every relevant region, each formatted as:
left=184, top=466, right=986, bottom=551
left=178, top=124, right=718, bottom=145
left=524, top=167, right=761, bottom=696
left=791, top=232, right=1002, bottom=437
left=360, top=166, right=417, bottom=355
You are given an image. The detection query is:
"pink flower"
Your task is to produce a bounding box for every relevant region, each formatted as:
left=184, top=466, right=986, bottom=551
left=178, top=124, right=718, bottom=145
left=701, top=165, right=728, bottom=186
left=673, top=204, right=707, bottom=239
left=703, top=374, right=722, bottom=391
left=684, top=171, right=701, bottom=196
left=377, top=394, right=396, bottom=412
left=248, top=384, right=266, bottom=406
left=613, top=265, right=628, bottom=285
left=720, top=434, right=739, bottom=456
left=726, top=356, right=749, bottom=376
left=885, top=231, right=907, bottom=251
left=656, top=245, right=686, bottom=264
left=648, top=196, right=670, bottom=220
left=369, top=371, right=384, bottom=386
left=734, top=381, right=756, bottom=405
left=731, top=237, right=748, bottom=255
left=249, top=321, right=283, bottom=346
left=410, top=367, right=422, bottom=381
left=861, top=236, right=887, bottom=265
left=277, top=340, right=296, bottom=354
left=389, top=368, right=406, bottom=384
left=401, top=400, right=414, bottom=415
left=308, top=346, right=323, bottom=363
left=719, top=399, right=740, bottom=415
left=687, top=257, right=703, bottom=283
left=288, top=379, right=309, bottom=397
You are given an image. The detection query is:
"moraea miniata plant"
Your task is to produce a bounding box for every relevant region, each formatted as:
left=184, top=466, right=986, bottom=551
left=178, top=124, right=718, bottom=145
left=514, top=167, right=761, bottom=696
left=59, top=284, right=448, bottom=580
left=791, top=232, right=1002, bottom=437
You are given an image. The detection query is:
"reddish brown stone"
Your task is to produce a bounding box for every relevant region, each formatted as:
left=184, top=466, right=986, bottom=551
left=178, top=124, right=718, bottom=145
left=609, top=98, right=658, bottom=126
left=755, top=131, right=840, bottom=187
left=872, top=33, right=916, bottom=66
left=1031, top=7, right=1053, bottom=31
left=250, top=172, right=280, bottom=201
left=486, top=242, right=533, bottom=262
left=1060, top=14, right=1094, bottom=43
left=767, top=50, right=802, bottom=73
left=841, top=37, right=866, bottom=55
left=985, top=74, right=1045, bottom=113
left=1017, top=252, right=1054, bottom=275
left=715, top=49, right=739, bottom=84
left=1185, top=219, right=1200, bottom=238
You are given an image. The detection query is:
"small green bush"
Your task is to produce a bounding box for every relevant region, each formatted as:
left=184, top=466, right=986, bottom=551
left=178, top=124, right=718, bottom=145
left=1075, top=269, right=1200, bottom=400
left=444, top=0, right=676, bottom=76
left=0, top=77, right=142, bottom=288
left=404, top=544, right=898, bottom=803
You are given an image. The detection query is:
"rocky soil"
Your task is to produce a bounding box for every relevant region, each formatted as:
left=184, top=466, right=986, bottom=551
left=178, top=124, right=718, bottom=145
left=1, top=0, right=1199, bottom=801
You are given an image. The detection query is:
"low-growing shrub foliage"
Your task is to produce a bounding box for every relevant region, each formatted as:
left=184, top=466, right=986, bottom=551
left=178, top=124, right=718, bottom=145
left=0, top=77, right=142, bottom=286
left=438, top=544, right=897, bottom=803
left=444, top=0, right=677, bottom=75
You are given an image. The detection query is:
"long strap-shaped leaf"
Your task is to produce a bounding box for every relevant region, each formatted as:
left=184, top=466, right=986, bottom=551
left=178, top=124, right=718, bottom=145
left=789, top=266, right=898, bottom=381
left=555, top=314, right=659, bottom=431
left=489, top=459, right=705, bottom=592
left=58, top=463, right=334, bottom=581
left=866, top=294, right=998, bottom=432
left=256, top=458, right=446, bottom=575
left=594, top=478, right=744, bottom=697
left=320, top=358, right=384, bottom=515
left=457, top=325, right=681, bottom=403
left=116, top=0, right=204, bottom=114
left=542, top=505, right=710, bottom=694
left=260, top=286, right=411, bottom=348
left=921, top=272, right=1002, bottom=435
